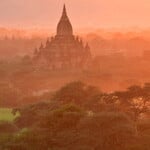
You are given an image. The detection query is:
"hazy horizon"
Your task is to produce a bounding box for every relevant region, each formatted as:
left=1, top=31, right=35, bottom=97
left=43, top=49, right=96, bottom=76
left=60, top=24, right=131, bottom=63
left=0, top=0, right=150, bottom=29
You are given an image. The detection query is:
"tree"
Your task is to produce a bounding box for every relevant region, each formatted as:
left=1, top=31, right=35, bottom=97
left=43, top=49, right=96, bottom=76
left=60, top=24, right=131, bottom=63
left=112, top=84, right=150, bottom=121
left=78, top=112, right=136, bottom=150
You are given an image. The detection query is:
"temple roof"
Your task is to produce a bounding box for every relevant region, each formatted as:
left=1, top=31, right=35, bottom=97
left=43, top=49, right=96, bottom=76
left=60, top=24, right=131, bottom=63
left=57, top=4, right=73, bottom=36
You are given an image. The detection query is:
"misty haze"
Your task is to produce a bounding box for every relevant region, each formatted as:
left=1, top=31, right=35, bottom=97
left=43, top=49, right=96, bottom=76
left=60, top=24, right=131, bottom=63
left=0, top=1, right=150, bottom=150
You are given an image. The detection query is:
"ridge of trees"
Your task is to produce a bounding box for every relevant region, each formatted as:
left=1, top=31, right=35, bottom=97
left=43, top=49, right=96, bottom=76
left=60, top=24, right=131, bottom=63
left=0, top=81, right=150, bottom=150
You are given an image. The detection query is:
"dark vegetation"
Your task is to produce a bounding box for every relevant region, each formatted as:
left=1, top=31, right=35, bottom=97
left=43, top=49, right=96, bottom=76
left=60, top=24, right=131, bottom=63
left=0, top=81, right=150, bottom=150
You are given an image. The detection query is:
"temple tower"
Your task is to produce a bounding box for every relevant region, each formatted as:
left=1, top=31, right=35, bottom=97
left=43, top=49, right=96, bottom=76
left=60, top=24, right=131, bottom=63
left=33, top=5, right=92, bottom=70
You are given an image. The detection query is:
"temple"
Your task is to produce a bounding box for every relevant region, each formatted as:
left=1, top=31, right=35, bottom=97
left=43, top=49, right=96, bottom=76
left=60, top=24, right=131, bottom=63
left=33, top=5, right=92, bottom=70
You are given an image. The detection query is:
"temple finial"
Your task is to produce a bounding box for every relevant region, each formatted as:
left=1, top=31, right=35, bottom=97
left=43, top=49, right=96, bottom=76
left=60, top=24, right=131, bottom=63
left=62, top=4, right=67, bottom=16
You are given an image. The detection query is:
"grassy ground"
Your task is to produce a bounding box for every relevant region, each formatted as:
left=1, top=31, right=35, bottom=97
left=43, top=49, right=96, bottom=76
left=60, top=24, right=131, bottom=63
left=0, top=108, right=19, bottom=122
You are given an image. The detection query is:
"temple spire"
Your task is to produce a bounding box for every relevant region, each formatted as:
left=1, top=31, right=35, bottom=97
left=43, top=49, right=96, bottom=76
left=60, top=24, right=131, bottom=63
left=57, top=4, right=73, bottom=36
left=62, top=4, right=67, bottom=16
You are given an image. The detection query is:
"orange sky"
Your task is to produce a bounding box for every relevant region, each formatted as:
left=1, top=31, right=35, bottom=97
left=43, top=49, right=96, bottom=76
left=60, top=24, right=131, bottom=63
left=0, top=0, right=150, bottom=30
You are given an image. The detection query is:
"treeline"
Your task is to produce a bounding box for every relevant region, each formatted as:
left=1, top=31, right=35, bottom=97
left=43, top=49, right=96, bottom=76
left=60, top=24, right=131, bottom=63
left=0, top=36, right=45, bottom=59
left=0, top=81, right=150, bottom=150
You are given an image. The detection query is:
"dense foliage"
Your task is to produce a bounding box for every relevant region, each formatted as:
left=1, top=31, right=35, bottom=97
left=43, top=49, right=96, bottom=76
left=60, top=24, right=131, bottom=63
left=0, top=81, right=150, bottom=150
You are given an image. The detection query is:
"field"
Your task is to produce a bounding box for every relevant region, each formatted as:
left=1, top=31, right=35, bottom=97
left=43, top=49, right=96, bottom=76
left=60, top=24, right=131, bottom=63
left=0, top=108, right=19, bottom=122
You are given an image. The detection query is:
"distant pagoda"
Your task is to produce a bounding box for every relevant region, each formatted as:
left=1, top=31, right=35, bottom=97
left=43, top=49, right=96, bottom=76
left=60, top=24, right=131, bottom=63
left=33, top=5, right=92, bottom=70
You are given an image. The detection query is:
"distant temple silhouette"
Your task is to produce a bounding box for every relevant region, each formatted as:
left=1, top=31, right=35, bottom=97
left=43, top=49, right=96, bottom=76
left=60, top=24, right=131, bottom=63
left=33, top=5, right=92, bottom=70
